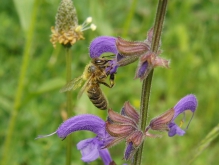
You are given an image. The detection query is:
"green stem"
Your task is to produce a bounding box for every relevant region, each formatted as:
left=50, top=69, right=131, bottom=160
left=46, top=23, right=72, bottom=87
left=1, top=1, right=40, bottom=164
left=133, top=0, right=168, bottom=165
left=65, top=48, right=73, bottom=165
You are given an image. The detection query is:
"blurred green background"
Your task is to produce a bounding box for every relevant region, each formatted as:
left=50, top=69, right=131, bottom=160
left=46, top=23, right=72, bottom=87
left=1, top=0, right=219, bottom=165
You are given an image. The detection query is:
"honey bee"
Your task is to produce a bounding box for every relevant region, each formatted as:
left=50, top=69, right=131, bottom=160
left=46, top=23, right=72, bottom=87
left=60, top=57, right=115, bottom=110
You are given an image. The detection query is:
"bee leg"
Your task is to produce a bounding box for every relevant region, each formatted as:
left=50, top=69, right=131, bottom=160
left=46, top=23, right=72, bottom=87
left=98, top=74, right=115, bottom=88
left=99, top=81, right=113, bottom=88
left=109, top=74, right=115, bottom=87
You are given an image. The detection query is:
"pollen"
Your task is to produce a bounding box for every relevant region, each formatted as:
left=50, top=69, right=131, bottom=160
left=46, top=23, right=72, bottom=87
left=50, top=26, right=84, bottom=48
left=179, top=120, right=184, bottom=128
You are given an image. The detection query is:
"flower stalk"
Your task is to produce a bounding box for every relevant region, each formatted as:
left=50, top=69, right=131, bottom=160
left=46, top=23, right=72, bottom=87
left=133, top=0, right=168, bottom=165
left=65, top=48, right=73, bottom=165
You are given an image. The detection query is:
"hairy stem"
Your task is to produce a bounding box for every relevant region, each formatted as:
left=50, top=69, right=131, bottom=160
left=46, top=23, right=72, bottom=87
left=65, top=48, right=73, bottom=165
left=1, top=1, right=40, bottom=165
left=133, top=0, right=168, bottom=165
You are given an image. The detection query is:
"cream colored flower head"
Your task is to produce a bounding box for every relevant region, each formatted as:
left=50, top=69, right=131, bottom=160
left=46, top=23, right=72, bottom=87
left=50, top=0, right=96, bottom=48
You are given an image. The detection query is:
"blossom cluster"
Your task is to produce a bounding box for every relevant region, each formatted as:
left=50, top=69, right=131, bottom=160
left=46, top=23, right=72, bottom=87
left=37, top=1, right=198, bottom=165
left=37, top=95, right=197, bottom=163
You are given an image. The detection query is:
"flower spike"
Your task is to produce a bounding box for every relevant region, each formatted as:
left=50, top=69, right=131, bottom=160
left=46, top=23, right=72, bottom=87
left=50, top=0, right=96, bottom=48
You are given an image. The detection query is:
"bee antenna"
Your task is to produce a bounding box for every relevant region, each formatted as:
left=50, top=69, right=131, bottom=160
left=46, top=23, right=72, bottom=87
left=102, top=54, right=115, bottom=59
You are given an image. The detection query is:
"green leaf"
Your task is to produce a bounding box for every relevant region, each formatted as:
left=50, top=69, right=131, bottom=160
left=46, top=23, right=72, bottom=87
left=13, top=0, right=34, bottom=31
left=33, top=78, right=65, bottom=95
left=188, top=123, right=219, bottom=164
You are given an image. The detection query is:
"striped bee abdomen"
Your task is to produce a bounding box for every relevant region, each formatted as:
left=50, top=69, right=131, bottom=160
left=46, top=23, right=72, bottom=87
left=87, top=86, right=108, bottom=110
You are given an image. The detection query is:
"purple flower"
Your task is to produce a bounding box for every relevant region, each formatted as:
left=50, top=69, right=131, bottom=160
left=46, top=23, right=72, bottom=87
left=148, top=94, right=198, bottom=137
left=116, top=28, right=170, bottom=80
left=89, top=36, right=120, bottom=74
left=89, top=36, right=137, bottom=75
left=106, top=102, right=146, bottom=160
left=89, top=28, right=169, bottom=80
left=168, top=94, right=198, bottom=137
left=89, top=36, right=118, bottom=59
left=36, top=114, right=113, bottom=165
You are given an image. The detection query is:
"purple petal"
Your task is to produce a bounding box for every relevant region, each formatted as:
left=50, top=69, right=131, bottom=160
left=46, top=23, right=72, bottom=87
left=124, top=142, right=135, bottom=160
left=117, top=53, right=124, bottom=61
left=168, top=94, right=198, bottom=137
left=106, top=59, right=118, bottom=74
left=77, top=137, right=112, bottom=164
left=77, top=138, right=100, bottom=162
left=136, top=61, right=148, bottom=79
left=173, top=94, right=198, bottom=119
left=56, top=114, right=106, bottom=139
left=168, top=122, right=185, bottom=137
left=89, top=36, right=118, bottom=58
left=99, top=148, right=113, bottom=165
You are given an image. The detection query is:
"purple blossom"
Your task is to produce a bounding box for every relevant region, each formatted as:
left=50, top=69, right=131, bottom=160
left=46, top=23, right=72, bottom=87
left=77, top=137, right=112, bottom=164
left=89, top=36, right=118, bottom=59
left=124, top=142, right=136, bottom=161
left=106, top=102, right=146, bottom=160
left=89, top=29, right=169, bottom=80
left=36, top=114, right=113, bottom=165
left=148, top=94, right=198, bottom=137
left=89, top=36, right=120, bottom=74
left=168, top=94, right=198, bottom=137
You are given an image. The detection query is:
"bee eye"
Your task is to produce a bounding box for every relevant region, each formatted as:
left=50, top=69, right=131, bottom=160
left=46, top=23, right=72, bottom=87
left=96, top=59, right=102, bottom=63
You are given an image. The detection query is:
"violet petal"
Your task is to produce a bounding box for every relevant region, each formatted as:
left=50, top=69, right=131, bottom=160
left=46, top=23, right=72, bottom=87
left=124, top=142, right=135, bottom=160
left=136, top=61, right=148, bottom=79
left=168, top=122, right=185, bottom=137
left=99, top=148, right=113, bottom=165
left=89, top=36, right=118, bottom=58
left=77, top=138, right=100, bottom=162
left=56, top=114, right=106, bottom=139
left=173, top=94, right=198, bottom=119
left=168, top=94, right=198, bottom=137
left=77, top=137, right=112, bottom=164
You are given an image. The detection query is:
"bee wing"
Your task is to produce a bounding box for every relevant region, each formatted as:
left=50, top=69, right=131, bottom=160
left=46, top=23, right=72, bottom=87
left=77, top=76, right=92, bottom=99
left=60, top=76, right=84, bottom=92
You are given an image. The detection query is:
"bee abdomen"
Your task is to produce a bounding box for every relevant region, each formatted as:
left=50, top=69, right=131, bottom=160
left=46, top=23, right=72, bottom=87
left=87, top=87, right=108, bottom=110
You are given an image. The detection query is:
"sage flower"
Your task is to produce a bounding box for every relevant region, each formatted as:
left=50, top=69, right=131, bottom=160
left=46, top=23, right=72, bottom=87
left=36, top=114, right=113, bottom=165
left=105, top=95, right=197, bottom=160
left=105, top=102, right=146, bottom=160
left=147, top=94, right=198, bottom=137
left=116, top=28, right=170, bottom=80
left=89, top=36, right=141, bottom=75
left=50, top=0, right=96, bottom=48
left=89, top=36, right=122, bottom=74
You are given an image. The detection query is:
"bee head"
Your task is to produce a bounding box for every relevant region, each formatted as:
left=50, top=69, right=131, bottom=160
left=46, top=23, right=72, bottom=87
left=88, top=65, right=96, bottom=73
